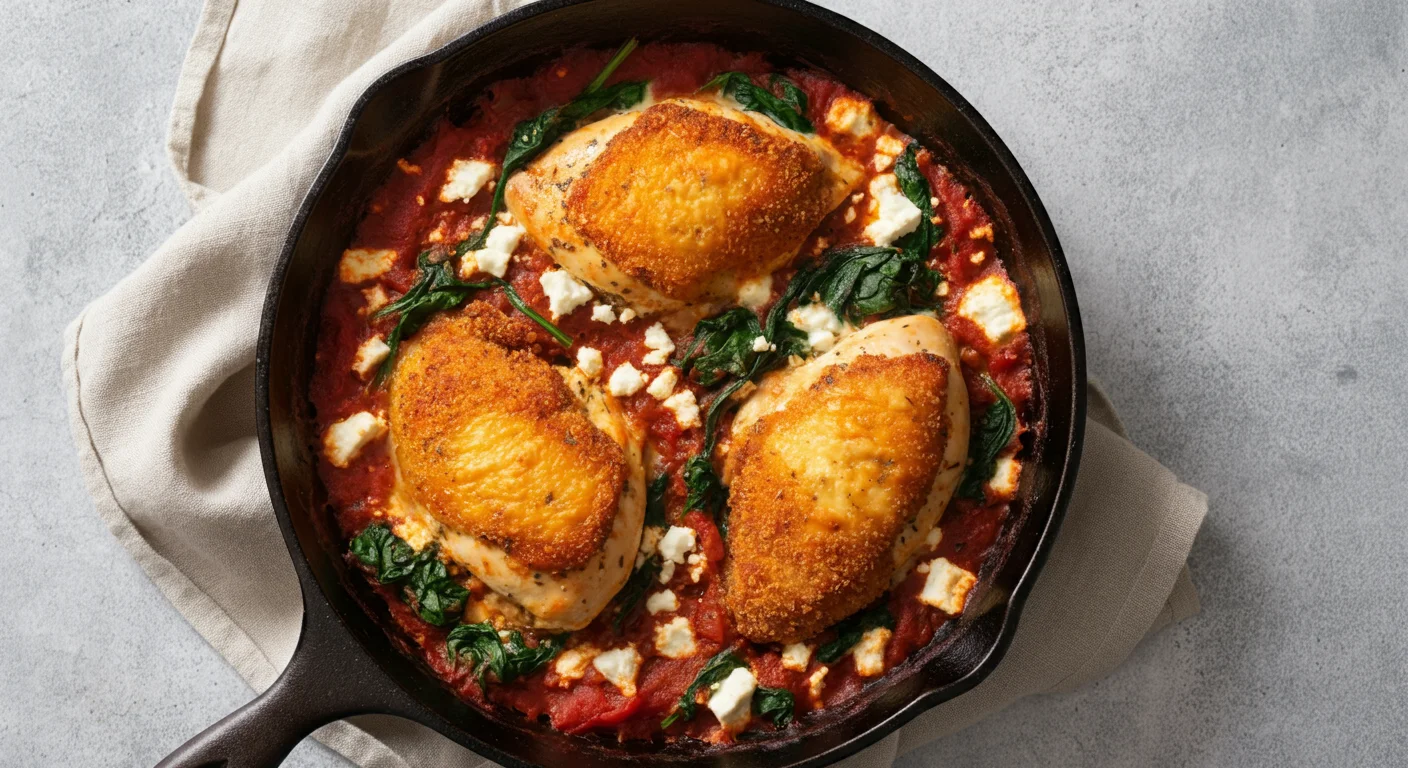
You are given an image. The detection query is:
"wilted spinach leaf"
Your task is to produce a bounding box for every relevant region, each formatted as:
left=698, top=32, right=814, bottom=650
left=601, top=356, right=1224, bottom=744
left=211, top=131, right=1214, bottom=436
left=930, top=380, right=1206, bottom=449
left=956, top=374, right=1017, bottom=500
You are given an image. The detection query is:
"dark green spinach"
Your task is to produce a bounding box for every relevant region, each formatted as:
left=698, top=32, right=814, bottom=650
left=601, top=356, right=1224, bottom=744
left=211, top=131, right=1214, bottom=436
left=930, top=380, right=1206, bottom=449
left=446, top=621, right=568, bottom=687
left=702, top=71, right=814, bottom=133
left=349, top=523, right=418, bottom=582
left=752, top=686, right=795, bottom=728
left=405, top=553, right=469, bottom=626
left=644, top=473, right=670, bottom=529
left=955, top=374, right=1017, bottom=500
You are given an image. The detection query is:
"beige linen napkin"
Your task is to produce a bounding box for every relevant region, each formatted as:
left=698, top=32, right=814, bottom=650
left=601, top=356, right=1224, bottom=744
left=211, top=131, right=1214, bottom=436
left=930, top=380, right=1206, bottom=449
left=63, top=1, right=1207, bottom=766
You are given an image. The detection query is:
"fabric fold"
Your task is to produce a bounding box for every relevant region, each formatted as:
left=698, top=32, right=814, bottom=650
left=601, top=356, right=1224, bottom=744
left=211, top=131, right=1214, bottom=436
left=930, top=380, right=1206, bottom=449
left=62, top=1, right=1208, bottom=765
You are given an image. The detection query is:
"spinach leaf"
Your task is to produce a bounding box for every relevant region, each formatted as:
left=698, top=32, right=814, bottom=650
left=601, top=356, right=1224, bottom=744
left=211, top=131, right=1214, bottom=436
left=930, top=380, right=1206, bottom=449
left=466, top=39, right=645, bottom=250
left=446, top=622, right=568, bottom=687
left=788, top=245, right=941, bottom=325
left=683, top=451, right=729, bottom=517
left=372, top=252, right=571, bottom=384
left=702, top=71, right=814, bottom=133
left=677, top=308, right=764, bottom=387
left=815, top=605, right=895, bottom=664
left=892, top=142, right=941, bottom=260
left=404, top=551, right=469, bottom=626
left=645, top=473, right=670, bottom=528
left=349, top=523, right=419, bottom=582
left=955, top=374, right=1017, bottom=500
left=661, top=650, right=749, bottom=728
left=612, top=556, right=661, bottom=633
left=752, top=686, right=795, bottom=728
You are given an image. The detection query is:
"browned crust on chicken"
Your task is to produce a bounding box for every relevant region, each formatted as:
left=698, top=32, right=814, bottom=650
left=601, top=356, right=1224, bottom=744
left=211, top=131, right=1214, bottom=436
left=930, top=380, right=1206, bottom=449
left=724, top=353, right=950, bottom=642
left=389, top=302, right=626, bottom=572
left=564, top=101, right=831, bottom=301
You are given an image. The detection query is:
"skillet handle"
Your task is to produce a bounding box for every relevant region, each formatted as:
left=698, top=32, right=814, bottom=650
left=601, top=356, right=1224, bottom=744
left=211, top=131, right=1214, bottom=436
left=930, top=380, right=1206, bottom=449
left=155, top=592, right=405, bottom=768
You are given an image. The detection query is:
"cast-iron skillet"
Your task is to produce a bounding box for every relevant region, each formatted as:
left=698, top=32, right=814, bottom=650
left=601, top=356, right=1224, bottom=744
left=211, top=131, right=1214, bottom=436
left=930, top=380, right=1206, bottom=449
left=157, top=0, right=1085, bottom=766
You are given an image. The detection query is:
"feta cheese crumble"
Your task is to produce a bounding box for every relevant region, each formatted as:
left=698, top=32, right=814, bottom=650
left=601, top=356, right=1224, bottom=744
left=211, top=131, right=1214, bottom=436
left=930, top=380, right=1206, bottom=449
left=919, top=557, right=977, bottom=614
left=662, top=390, right=701, bottom=429
left=645, top=590, right=678, bottom=615
left=576, top=347, right=603, bottom=378
left=591, top=304, right=617, bottom=324
left=736, top=274, right=773, bottom=309
left=852, top=627, right=891, bottom=677
left=707, top=667, right=757, bottom=731
left=438, top=158, right=495, bottom=203
left=607, top=362, right=648, bottom=397
left=863, top=174, right=923, bottom=247
left=322, top=411, right=387, bottom=468
left=751, top=335, right=775, bottom=353
left=825, top=96, right=879, bottom=138
left=781, top=643, right=812, bottom=672
left=646, top=368, right=678, bottom=400
left=653, top=616, right=697, bottom=659
left=618, top=308, right=638, bottom=323
left=988, top=454, right=1021, bottom=497
left=592, top=647, right=642, bottom=697
left=957, top=274, right=1027, bottom=344
left=808, top=666, right=829, bottom=701
left=658, top=526, right=697, bottom=564
left=787, top=303, right=848, bottom=353
left=351, top=336, right=391, bottom=380
left=641, top=322, right=676, bottom=366
left=460, top=224, right=524, bottom=279
left=539, top=269, right=594, bottom=319
left=554, top=646, right=596, bottom=685
left=338, top=248, right=396, bottom=284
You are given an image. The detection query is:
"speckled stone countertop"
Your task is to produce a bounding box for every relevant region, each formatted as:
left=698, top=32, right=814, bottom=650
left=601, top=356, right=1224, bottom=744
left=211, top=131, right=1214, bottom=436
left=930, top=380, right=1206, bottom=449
left=2, top=0, right=1404, bottom=765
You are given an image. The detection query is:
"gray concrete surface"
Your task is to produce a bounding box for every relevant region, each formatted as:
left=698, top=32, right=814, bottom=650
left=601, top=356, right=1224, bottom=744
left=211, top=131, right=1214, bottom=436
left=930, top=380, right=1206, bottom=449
left=0, top=0, right=1404, bottom=765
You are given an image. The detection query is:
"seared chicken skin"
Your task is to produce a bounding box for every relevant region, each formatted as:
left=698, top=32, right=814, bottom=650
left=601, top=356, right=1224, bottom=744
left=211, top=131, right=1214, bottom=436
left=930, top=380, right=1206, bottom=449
left=388, top=303, right=646, bottom=629
left=723, top=316, right=970, bottom=643
left=505, top=97, right=864, bottom=315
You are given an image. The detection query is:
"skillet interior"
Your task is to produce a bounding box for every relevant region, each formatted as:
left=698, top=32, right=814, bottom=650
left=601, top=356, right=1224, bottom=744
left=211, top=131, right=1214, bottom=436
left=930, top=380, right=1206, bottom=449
left=258, top=0, right=1086, bottom=765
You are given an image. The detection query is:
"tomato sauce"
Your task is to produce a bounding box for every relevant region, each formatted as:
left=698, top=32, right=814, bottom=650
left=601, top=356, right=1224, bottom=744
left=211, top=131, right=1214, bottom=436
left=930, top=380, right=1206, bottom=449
left=308, top=42, right=1039, bottom=745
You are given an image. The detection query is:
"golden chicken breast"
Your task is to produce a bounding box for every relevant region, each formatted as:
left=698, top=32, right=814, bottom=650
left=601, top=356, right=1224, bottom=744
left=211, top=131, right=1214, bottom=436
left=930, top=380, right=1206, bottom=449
left=387, top=303, right=645, bottom=630
left=723, top=315, right=970, bottom=643
left=504, top=97, right=864, bottom=316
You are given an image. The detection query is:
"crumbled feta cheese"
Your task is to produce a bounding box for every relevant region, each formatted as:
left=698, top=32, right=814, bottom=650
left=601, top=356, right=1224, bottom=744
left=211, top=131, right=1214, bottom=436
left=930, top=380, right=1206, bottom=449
left=391, top=510, right=438, bottom=552
left=352, top=336, right=391, bottom=379
left=925, top=527, right=943, bottom=548
left=781, top=643, right=812, bottom=672
left=554, top=647, right=596, bottom=685
left=988, top=454, right=1021, bottom=497
left=592, top=647, right=642, bottom=697
left=662, top=390, right=701, bottom=429
left=641, top=322, right=675, bottom=366
left=654, top=616, right=697, bottom=659
left=618, top=308, right=638, bottom=323
left=460, top=224, right=524, bottom=278
left=646, top=368, right=678, bottom=400
left=788, top=303, right=847, bottom=353
left=737, top=275, right=773, bottom=309
left=439, top=158, right=495, bottom=203
left=658, top=560, right=676, bottom=584
left=658, top=526, right=697, bottom=563
left=872, top=134, right=906, bottom=171
left=852, top=627, right=891, bottom=677
left=339, top=248, right=397, bottom=283
left=970, top=224, right=994, bottom=241
left=591, top=304, right=617, bottom=324
left=808, top=666, right=829, bottom=701
left=751, top=335, right=774, bottom=353
left=539, top=270, right=594, bottom=319
left=322, top=411, right=387, bottom=468
left=638, top=526, right=663, bottom=556
left=362, top=285, right=389, bottom=312
left=958, top=274, right=1027, bottom=344
left=919, top=557, right=977, bottom=614
left=646, top=590, right=678, bottom=615
left=686, top=553, right=706, bottom=583
left=825, top=96, right=878, bottom=138
left=607, top=362, right=648, bottom=397
left=576, top=347, right=603, bottom=378
left=707, top=667, right=757, bottom=731
left=863, top=174, right=923, bottom=247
